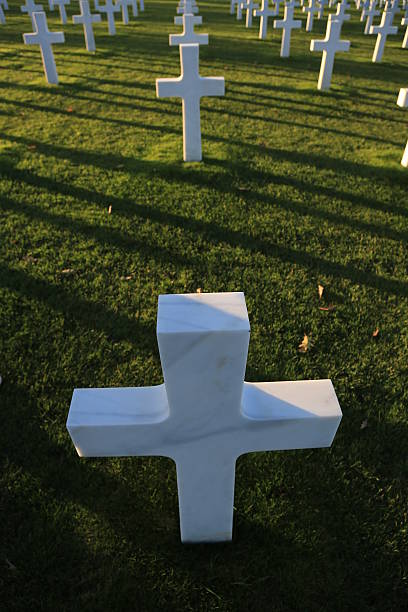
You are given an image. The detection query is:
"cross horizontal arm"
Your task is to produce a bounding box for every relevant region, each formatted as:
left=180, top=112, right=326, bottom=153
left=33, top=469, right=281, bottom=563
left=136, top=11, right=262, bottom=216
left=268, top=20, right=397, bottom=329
left=67, top=384, right=171, bottom=457
left=239, top=379, right=342, bottom=454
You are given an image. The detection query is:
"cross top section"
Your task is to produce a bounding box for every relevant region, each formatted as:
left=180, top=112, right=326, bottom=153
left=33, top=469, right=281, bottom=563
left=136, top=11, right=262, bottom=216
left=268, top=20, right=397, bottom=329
left=170, top=13, right=209, bottom=46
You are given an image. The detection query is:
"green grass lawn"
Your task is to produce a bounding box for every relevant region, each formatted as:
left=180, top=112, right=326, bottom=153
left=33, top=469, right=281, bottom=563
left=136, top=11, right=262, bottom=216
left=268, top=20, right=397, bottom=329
left=1, top=1, right=408, bottom=610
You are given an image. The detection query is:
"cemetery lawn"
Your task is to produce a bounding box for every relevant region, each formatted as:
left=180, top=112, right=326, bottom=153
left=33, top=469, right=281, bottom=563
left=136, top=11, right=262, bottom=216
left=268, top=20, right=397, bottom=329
left=1, top=1, right=408, bottom=610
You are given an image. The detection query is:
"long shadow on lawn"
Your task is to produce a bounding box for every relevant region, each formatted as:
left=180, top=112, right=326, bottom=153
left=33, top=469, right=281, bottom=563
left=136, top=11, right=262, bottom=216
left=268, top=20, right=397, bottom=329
left=2, top=131, right=407, bottom=219
left=1, top=163, right=407, bottom=298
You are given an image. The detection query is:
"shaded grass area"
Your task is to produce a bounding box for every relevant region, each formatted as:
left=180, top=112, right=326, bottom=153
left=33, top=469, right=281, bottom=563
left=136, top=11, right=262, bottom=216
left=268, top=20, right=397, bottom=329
left=1, top=1, right=408, bottom=610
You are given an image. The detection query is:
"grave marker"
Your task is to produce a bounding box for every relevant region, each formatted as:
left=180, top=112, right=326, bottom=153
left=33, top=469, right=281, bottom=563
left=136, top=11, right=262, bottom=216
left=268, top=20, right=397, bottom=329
left=177, top=0, right=199, bottom=15
left=98, top=0, right=120, bottom=35
left=156, top=44, right=224, bottom=162
left=370, top=8, right=398, bottom=61
left=397, top=88, right=408, bottom=166
left=402, top=14, right=408, bottom=46
left=254, top=0, right=278, bottom=39
left=274, top=1, right=302, bottom=57
left=303, top=0, right=321, bottom=32
left=311, top=13, right=350, bottom=89
left=0, top=4, right=4, bottom=24
left=364, top=0, right=380, bottom=33
left=67, top=292, right=342, bottom=543
left=23, top=11, right=64, bottom=84
left=170, top=13, right=209, bottom=46
left=72, top=0, right=101, bottom=52
left=49, top=0, right=70, bottom=24
left=241, top=0, right=259, bottom=27
left=21, top=0, right=44, bottom=27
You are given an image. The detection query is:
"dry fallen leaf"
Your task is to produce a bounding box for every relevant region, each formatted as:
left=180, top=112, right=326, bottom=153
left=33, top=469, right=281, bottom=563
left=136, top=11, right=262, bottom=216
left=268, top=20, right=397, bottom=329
left=298, top=334, right=309, bottom=353
left=108, top=205, right=112, bottom=214
left=5, top=558, right=16, bottom=571
left=372, top=328, right=380, bottom=337
left=28, top=144, right=36, bottom=151
left=318, top=284, right=324, bottom=299
left=67, top=107, right=73, bottom=113
left=360, top=419, right=368, bottom=430
left=120, top=275, right=133, bottom=281
left=196, top=288, right=202, bottom=293
left=61, top=268, right=75, bottom=275
left=319, top=304, right=336, bottom=312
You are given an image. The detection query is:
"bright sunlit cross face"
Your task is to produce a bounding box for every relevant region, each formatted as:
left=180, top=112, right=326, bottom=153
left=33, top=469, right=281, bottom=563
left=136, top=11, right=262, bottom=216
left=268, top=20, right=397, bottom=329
left=67, top=292, right=342, bottom=544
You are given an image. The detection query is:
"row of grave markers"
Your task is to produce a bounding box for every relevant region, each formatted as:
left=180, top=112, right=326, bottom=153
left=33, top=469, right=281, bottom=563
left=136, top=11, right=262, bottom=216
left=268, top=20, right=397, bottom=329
left=232, top=0, right=408, bottom=63
left=12, top=0, right=408, bottom=164
left=19, top=0, right=145, bottom=83
left=230, top=0, right=408, bottom=165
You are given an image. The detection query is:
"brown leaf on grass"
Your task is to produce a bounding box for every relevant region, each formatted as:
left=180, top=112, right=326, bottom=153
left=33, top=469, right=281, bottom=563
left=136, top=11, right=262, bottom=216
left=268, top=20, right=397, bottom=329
left=360, top=419, right=368, bottom=430
left=61, top=268, right=75, bottom=275
left=298, top=334, right=309, bottom=353
left=67, top=107, right=73, bottom=113
left=319, top=304, right=336, bottom=312
left=28, top=144, right=36, bottom=151
left=196, top=288, right=202, bottom=293
left=5, top=558, right=16, bottom=570
left=318, top=284, right=324, bottom=299
left=372, top=328, right=380, bottom=337
left=120, top=275, right=133, bottom=281
left=108, top=205, right=112, bottom=214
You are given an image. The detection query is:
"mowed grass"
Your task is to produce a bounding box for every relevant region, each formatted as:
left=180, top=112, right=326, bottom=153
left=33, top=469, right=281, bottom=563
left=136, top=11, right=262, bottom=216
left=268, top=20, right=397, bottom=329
left=1, top=1, right=408, bottom=610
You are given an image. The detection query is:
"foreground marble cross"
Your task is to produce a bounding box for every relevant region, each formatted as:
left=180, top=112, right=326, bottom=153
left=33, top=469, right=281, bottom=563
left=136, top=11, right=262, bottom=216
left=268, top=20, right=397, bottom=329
left=397, top=88, right=408, bottom=166
left=170, top=13, right=209, bottom=46
left=67, top=292, right=342, bottom=543
left=72, top=0, right=101, bottom=52
left=274, top=1, right=301, bottom=57
left=23, top=11, right=64, bottom=84
left=311, top=13, right=350, bottom=89
left=370, top=8, right=398, bottom=61
left=156, top=44, right=224, bottom=162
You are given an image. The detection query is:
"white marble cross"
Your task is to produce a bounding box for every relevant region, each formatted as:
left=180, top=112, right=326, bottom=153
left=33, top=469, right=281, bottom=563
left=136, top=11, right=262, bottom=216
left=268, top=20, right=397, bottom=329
left=67, top=292, right=342, bottom=543
left=241, top=0, right=259, bottom=27
left=370, top=9, right=398, bottom=61
left=364, top=0, right=380, bottom=33
left=360, top=0, right=371, bottom=19
left=397, top=88, right=408, bottom=166
left=72, top=0, right=101, bottom=52
left=177, top=0, right=199, bottom=15
left=311, top=13, right=350, bottom=89
left=401, top=14, right=408, bottom=46
left=23, top=11, right=64, bottom=84
left=303, top=0, right=320, bottom=32
left=254, top=0, right=278, bottom=39
left=0, top=0, right=8, bottom=9
left=138, top=0, right=144, bottom=10
left=236, top=1, right=243, bottom=19
left=156, top=44, right=224, bottom=162
left=98, top=0, right=120, bottom=34
left=116, top=0, right=134, bottom=24
left=274, top=1, right=301, bottom=57
left=170, top=13, right=208, bottom=46
left=230, top=0, right=239, bottom=13
left=21, top=0, right=44, bottom=27
left=49, top=0, right=70, bottom=24
left=333, top=0, right=351, bottom=23
left=0, top=5, right=5, bottom=24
